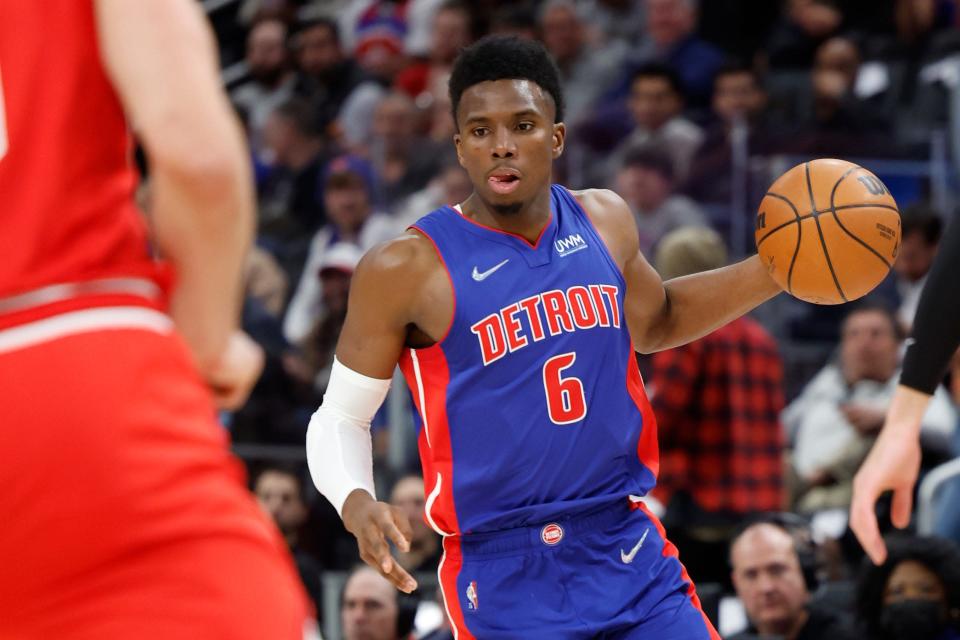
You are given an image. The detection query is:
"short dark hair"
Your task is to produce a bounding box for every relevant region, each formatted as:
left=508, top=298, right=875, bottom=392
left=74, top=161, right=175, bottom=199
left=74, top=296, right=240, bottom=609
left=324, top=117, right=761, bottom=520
left=631, top=61, right=685, bottom=99
left=901, top=204, right=943, bottom=245
left=713, top=60, right=763, bottom=90
left=292, top=17, right=339, bottom=45
left=252, top=462, right=306, bottom=500
left=843, top=299, right=905, bottom=341
left=622, top=144, right=675, bottom=182
left=856, top=535, right=960, bottom=638
left=448, top=35, right=565, bottom=127
left=273, top=98, right=324, bottom=138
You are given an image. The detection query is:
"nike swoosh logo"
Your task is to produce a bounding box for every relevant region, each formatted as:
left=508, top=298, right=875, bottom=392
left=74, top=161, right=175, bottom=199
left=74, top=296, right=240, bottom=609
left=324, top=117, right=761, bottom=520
left=620, top=528, right=650, bottom=564
left=472, top=259, right=510, bottom=282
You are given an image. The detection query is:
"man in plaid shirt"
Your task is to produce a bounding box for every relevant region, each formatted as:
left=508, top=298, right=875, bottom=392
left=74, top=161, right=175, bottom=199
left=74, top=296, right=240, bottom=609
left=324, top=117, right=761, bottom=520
left=647, top=227, right=786, bottom=587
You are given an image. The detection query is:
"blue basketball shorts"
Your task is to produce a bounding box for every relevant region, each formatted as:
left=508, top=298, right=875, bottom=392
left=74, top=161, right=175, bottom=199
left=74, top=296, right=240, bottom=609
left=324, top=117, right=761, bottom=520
left=436, top=498, right=721, bottom=639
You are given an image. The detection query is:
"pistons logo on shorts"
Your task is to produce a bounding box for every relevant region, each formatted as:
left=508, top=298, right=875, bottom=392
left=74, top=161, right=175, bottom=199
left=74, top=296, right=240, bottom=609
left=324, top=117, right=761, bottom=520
left=541, top=523, right=564, bottom=546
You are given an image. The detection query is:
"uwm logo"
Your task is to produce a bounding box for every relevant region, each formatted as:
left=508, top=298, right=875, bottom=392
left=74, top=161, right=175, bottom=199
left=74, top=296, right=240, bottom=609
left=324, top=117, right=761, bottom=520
left=470, top=284, right=621, bottom=365
left=555, top=233, right=588, bottom=256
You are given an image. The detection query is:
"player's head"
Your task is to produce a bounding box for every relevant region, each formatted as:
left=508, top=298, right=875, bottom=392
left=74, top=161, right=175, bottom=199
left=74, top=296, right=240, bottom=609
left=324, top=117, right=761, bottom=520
left=449, top=35, right=565, bottom=215
left=729, top=516, right=814, bottom=637
left=252, top=464, right=308, bottom=540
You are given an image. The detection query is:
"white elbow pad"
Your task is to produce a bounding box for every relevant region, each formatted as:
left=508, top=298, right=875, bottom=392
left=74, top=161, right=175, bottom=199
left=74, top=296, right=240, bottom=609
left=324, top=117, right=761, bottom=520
left=305, top=357, right=392, bottom=517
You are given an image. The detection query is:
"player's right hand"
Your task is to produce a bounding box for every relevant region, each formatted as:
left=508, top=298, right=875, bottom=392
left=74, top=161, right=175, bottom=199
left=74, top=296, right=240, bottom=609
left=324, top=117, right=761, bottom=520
left=342, top=489, right=418, bottom=593
left=202, top=330, right=265, bottom=410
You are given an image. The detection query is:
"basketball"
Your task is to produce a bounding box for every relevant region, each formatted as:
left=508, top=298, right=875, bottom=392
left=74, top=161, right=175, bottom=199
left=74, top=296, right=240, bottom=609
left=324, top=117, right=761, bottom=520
left=756, top=158, right=901, bottom=305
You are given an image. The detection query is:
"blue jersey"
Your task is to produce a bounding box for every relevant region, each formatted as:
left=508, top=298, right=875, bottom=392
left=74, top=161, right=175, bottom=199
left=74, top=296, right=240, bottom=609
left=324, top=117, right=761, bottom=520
left=399, top=185, right=659, bottom=536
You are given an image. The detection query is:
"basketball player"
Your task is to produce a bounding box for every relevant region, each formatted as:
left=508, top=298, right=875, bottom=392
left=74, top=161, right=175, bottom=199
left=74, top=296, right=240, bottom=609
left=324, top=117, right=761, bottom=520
left=0, top=2, right=309, bottom=637
left=307, top=36, right=781, bottom=638
left=851, top=214, right=960, bottom=565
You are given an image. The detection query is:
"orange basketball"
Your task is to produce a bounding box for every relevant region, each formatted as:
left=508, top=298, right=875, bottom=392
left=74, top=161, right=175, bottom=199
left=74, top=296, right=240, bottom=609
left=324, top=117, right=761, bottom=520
left=755, top=158, right=901, bottom=305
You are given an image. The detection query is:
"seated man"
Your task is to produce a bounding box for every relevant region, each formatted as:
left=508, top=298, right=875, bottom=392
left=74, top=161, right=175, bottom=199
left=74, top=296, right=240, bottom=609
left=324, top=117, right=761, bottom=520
left=341, top=565, right=418, bottom=640
left=729, top=517, right=855, bottom=640
left=785, top=302, right=957, bottom=514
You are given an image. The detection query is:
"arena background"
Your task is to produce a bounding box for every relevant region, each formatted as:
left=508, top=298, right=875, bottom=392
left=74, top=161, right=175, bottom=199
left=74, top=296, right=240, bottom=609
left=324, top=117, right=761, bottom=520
left=184, top=1, right=960, bottom=638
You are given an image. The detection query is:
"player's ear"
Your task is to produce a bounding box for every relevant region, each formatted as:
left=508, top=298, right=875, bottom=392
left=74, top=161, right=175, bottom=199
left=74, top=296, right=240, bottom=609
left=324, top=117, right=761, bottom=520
left=552, top=122, right=565, bottom=159
left=454, top=132, right=466, bottom=167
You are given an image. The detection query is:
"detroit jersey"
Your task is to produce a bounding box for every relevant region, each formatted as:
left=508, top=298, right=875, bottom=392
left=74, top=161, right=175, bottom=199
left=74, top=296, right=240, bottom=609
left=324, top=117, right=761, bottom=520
left=399, top=184, right=659, bottom=536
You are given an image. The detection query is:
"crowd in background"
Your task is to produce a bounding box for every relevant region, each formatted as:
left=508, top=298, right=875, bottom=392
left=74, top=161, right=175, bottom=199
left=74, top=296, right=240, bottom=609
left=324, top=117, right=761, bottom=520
left=165, top=0, right=960, bottom=637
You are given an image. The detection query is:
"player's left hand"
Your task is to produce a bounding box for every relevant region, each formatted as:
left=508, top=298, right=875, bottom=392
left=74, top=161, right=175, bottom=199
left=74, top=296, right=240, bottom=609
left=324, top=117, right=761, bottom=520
left=202, top=330, right=265, bottom=410
left=850, top=388, right=928, bottom=565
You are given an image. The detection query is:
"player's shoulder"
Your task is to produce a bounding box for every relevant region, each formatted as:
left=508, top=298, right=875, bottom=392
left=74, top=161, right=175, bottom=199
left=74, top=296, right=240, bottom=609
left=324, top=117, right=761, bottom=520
left=567, top=188, right=633, bottom=226
left=566, top=187, right=638, bottom=260
left=356, top=230, right=440, bottom=281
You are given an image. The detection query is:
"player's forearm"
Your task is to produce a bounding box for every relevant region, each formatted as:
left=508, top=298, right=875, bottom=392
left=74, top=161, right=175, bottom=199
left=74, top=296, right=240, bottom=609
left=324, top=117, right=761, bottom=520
left=901, top=215, right=960, bottom=394
left=151, top=156, right=253, bottom=370
left=634, top=255, right=780, bottom=353
left=883, top=385, right=933, bottom=437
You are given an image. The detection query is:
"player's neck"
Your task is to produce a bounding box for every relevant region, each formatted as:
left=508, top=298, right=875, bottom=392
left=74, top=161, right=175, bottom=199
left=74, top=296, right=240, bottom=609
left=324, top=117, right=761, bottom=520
left=460, top=188, right=552, bottom=245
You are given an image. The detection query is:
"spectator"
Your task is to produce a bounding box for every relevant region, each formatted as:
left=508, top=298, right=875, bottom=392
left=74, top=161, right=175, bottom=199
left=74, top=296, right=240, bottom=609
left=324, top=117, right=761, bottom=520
left=341, top=565, right=417, bottom=640
left=649, top=227, right=786, bottom=586
left=612, top=145, right=708, bottom=257
left=765, top=0, right=843, bottom=70
left=893, top=204, right=942, bottom=331
left=577, top=0, right=647, bottom=49
left=395, top=1, right=473, bottom=109
left=765, top=35, right=895, bottom=156
left=259, top=98, right=334, bottom=238
left=536, top=0, right=627, bottom=126
left=231, top=18, right=295, bottom=151
left=352, top=1, right=411, bottom=84
left=389, top=475, right=442, bottom=574
left=368, top=91, right=447, bottom=209
left=245, top=245, right=290, bottom=318
left=729, top=518, right=855, bottom=640
left=298, top=242, right=363, bottom=392
left=682, top=63, right=784, bottom=207
left=785, top=302, right=957, bottom=514
left=634, top=0, right=726, bottom=106
left=283, top=155, right=399, bottom=345
left=607, top=63, right=704, bottom=182
left=292, top=17, right=371, bottom=129
left=253, top=464, right=323, bottom=620
left=856, top=535, right=960, bottom=640
left=394, top=158, right=472, bottom=229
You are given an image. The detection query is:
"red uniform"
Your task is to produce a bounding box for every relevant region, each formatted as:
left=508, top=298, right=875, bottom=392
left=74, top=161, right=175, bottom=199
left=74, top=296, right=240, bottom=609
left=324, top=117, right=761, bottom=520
left=0, top=3, right=308, bottom=638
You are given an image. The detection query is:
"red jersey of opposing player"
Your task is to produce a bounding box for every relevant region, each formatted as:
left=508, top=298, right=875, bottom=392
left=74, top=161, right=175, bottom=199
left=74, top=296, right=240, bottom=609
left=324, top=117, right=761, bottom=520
left=0, top=3, right=309, bottom=638
left=0, top=2, right=169, bottom=323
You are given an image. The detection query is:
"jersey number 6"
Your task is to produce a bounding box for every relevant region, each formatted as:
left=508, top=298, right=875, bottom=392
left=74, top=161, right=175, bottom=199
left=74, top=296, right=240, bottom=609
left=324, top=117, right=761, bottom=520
left=542, top=352, right=587, bottom=425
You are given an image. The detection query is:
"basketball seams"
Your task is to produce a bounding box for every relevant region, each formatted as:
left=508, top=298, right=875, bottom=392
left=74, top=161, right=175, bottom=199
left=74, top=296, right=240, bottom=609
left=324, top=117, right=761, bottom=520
left=827, top=167, right=896, bottom=270
left=760, top=192, right=803, bottom=295
left=756, top=203, right=899, bottom=248
left=805, top=162, right=847, bottom=302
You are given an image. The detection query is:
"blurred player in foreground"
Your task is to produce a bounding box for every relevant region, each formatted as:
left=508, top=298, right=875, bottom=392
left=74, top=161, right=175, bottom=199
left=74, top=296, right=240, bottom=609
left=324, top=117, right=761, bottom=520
left=0, top=1, right=309, bottom=637
left=307, top=36, right=783, bottom=638
left=852, top=214, right=960, bottom=565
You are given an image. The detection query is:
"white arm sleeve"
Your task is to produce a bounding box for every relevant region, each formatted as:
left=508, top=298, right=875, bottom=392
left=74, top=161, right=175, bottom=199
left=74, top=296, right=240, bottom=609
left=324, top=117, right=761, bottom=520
left=305, top=357, right=392, bottom=517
